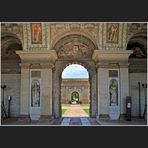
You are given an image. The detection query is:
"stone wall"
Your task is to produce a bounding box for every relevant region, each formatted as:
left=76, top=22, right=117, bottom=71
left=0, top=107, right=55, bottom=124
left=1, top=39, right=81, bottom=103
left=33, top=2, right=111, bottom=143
left=61, top=78, right=89, bottom=104
left=129, top=73, right=147, bottom=117
left=1, top=74, right=21, bottom=117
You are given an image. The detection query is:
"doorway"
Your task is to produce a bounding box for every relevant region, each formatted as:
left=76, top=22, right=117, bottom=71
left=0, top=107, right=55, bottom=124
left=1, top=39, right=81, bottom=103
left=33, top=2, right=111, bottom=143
left=71, top=91, right=79, bottom=104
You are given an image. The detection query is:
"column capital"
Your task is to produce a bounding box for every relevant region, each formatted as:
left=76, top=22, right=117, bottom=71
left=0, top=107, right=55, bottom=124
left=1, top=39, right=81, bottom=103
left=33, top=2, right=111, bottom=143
left=96, top=63, right=120, bottom=68
left=92, top=50, right=133, bottom=64
left=16, top=50, right=58, bottom=64
left=40, top=63, right=54, bottom=69
left=19, top=63, right=30, bottom=69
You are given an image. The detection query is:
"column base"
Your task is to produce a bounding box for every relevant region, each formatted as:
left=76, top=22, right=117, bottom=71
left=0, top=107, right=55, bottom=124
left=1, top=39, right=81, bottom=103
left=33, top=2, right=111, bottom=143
left=96, top=114, right=110, bottom=120
left=39, top=115, right=54, bottom=121
left=18, top=115, right=31, bottom=122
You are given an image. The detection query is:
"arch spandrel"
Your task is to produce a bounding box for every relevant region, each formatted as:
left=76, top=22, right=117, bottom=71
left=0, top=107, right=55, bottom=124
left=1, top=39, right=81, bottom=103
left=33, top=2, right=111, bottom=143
left=50, top=25, right=99, bottom=49
left=53, top=34, right=97, bottom=60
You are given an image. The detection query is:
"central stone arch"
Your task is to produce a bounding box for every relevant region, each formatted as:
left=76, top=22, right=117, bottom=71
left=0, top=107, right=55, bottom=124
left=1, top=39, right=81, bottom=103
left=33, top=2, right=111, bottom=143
left=52, top=34, right=97, bottom=118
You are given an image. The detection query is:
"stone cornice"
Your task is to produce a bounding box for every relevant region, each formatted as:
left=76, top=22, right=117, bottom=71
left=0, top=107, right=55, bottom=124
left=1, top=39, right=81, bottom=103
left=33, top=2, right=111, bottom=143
left=92, top=50, right=133, bottom=65
left=16, top=50, right=58, bottom=64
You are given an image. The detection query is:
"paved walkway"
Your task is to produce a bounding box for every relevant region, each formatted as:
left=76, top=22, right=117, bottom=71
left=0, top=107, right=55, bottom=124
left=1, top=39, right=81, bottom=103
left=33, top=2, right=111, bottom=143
left=62, top=104, right=88, bottom=117
left=61, top=117, right=91, bottom=125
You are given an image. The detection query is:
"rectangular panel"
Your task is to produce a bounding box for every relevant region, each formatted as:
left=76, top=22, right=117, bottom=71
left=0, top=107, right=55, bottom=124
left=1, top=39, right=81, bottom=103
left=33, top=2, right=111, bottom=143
left=109, top=70, right=118, bottom=77
left=31, top=71, right=41, bottom=78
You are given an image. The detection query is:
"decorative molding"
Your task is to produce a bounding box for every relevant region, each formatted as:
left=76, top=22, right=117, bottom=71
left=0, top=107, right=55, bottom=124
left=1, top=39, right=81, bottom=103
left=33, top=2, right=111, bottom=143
left=108, top=63, right=120, bottom=68
left=30, top=63, right=42, bottom=69
left=96, top=63, right=124, bottom=68
left=40, top=63, right=54, bottom=69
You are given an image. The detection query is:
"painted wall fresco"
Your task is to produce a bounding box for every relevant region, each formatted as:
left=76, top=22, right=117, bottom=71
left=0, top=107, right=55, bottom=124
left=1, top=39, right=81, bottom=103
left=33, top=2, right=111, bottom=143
left=31, top=23, right=42, bottom=44
left=106, top=23, right=119, bottom=43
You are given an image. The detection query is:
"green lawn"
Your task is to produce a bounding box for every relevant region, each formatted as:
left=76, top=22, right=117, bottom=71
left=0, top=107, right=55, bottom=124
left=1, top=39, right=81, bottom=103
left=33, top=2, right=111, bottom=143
left=83, top=108, right=89, bottom=115
left=61, top=108, right=67, bottom=115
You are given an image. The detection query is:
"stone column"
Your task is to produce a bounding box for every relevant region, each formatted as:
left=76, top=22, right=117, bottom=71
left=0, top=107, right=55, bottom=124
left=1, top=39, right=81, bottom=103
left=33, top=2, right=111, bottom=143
left=96, top=64, right=109, bottom=119
left=16, top=50, right=58, bottom=120
left=40, top=63, right=53, bottom=118
left=93, top=50, right=132, bottom=120
left=119, top=64, right=130, bottom=116
left=19, top=63, right=30, bottom=120
left=53, top=63, right=61, bottom=117
left=89, top=72, right=97, bottom=118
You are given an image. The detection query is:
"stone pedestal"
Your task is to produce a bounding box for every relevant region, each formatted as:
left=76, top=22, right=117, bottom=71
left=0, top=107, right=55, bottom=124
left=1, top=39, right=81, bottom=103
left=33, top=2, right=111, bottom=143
left=108, top=106, right=120, bottom=120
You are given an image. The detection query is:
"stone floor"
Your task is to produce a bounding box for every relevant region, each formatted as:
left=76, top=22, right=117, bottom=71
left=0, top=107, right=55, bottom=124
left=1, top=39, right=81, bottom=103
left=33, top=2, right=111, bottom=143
left=1, top=104, right=147, bottom=126
left=97, top=118, right=147, bottom=126
left=1, top=117, right=147, bottom=126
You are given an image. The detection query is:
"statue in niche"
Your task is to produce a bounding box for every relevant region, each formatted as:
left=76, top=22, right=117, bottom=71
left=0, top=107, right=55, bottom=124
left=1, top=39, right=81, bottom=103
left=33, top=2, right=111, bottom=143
left=31, top=80, right=40, bottom=107
left=107, top=24, right=118, bottom=42
left=109, top=79, right=118, bottom=106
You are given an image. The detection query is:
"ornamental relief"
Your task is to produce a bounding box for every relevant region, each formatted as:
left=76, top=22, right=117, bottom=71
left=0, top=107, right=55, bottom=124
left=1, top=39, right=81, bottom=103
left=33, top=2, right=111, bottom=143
left=54, top=34, right=95, bottom=59
left=50, top=23, right=99, bottom=47
left=3, top=23, right=143, bottom=52
left=57, top=41, right=92, bottom=58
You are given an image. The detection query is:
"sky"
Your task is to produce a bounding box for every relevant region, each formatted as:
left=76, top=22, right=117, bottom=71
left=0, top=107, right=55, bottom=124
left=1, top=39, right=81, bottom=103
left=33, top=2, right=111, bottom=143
left=62, top=64, right=89, bottom=78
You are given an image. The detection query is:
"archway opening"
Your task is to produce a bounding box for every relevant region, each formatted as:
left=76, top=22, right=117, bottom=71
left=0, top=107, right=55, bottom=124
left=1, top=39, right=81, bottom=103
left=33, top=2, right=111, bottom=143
left=61, top=64, right=90, bottom=117
left=1, top=32, right=22, bottom=119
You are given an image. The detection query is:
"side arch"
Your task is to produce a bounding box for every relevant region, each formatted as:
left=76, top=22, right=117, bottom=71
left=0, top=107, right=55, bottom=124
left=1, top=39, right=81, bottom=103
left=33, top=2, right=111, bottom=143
left=127, top=32, right=147, bottom=58
left=1, top=32, right=23, bottom=117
